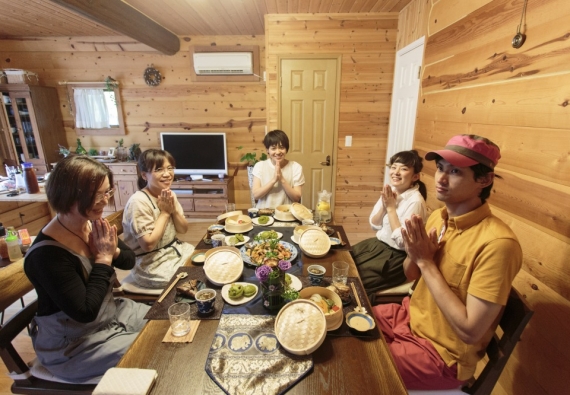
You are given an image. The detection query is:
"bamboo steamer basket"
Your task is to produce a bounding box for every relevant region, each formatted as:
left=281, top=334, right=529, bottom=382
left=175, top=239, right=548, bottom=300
left=275, top=299, right=327, bottom=355
left=298, top=228, right=331, bottom=258
left=204, top=247, right=243, bottom=285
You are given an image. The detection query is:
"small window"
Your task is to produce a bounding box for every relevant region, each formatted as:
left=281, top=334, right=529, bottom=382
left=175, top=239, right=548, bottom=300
left=66, top=82, right=125, bottom=135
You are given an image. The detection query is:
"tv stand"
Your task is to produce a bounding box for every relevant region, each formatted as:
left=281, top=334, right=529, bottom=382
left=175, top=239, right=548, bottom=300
left=170, top=176, right=234, bottom=219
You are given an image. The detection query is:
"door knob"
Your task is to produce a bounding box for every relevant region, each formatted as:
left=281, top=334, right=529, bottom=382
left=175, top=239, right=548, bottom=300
left=320, top=155, right=331, bottom=166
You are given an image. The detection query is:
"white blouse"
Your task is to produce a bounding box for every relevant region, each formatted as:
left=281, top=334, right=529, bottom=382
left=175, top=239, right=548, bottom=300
left=368, top=184, right=427, bottom=250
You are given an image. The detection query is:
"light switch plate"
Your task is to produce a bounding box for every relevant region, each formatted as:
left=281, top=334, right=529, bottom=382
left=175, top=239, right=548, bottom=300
left=345, top=136, right=352, bottom=147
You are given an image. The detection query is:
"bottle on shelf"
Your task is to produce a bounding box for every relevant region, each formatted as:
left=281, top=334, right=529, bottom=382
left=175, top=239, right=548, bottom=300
left=22, top=162, right=40, bottom=194
left=76, top=138, right=88, bottom=155
left=6, top=227, right=23, bottom=262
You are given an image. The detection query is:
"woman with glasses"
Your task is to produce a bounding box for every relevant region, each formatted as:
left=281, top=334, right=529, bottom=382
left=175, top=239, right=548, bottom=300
left=23, top=155, right=149, bottom=383
left=123, top=149, right=195, bottom=288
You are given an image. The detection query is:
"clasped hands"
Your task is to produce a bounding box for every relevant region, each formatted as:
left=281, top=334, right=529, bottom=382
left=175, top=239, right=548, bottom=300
left=89, top=218, right=118, bottom=265
left=401, top=214, right=439, bottom=270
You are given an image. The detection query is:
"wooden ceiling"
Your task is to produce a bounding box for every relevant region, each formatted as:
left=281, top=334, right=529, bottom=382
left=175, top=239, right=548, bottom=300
left=0, top=0, right=412, bottom=38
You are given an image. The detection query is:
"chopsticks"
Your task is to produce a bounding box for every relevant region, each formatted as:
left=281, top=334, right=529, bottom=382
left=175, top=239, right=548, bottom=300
left=350, top=282, right=362, bottom=311
left=157, top=272, right=187, bottom=303
left=336, top=231, right=346, bottom=246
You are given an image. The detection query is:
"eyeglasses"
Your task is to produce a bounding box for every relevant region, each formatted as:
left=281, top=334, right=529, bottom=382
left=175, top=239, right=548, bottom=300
left=153, top=166, right=176, bottom=174
left=95, top=188, right=115, bottom=203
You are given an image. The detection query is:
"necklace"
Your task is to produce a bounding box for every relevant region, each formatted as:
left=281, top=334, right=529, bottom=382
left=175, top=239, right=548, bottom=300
left=57, top=215, right=89, bottom=248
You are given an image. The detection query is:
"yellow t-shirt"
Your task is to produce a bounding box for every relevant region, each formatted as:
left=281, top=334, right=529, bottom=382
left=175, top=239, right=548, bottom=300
left=409, top=203, right=522, bottom=381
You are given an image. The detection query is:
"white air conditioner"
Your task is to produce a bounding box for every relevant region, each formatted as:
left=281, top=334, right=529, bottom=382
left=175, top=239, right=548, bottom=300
left=193, top=52, right=253, bottom=75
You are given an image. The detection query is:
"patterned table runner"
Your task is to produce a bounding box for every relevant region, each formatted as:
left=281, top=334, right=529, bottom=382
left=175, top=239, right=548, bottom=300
left=205, top=314, right=313, bottom=395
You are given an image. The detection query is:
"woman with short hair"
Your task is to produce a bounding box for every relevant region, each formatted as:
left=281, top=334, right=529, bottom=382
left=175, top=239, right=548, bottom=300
left=252, top=129, right=305, bottom=208
left=24, top=155, right=149, bottom=383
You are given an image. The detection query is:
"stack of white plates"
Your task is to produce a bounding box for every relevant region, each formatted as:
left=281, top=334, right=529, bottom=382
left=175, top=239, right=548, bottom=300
left=204, top=247, right=243, bottom=286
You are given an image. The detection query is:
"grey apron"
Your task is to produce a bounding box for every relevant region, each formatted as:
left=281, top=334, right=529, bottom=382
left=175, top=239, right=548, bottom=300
left=27, top=240, right=149, bottom=383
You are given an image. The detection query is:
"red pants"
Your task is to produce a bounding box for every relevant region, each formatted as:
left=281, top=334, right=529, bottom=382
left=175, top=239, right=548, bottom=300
left=373, top=297, right=465, bottom=390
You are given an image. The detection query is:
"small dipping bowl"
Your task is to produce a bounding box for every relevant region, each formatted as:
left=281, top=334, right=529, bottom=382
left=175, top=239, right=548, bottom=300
left=345, top=311, right=376, bottom=332
left=195, top=288, right=217, bottom=315
left=307, top=264, right=326, bottom=286
left=191, top=252, right=206, bottom=266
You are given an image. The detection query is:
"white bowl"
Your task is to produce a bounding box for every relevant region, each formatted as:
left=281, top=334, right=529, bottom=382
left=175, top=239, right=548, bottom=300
left=346, top=311, right=376, bottom=332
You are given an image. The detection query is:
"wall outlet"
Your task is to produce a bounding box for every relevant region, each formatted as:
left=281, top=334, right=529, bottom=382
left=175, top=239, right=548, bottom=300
left=345, top=136, right=352, bottom=147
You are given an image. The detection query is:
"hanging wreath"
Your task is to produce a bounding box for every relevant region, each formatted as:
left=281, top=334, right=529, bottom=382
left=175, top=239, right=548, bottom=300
left=144, top=65, right=162, bottom=86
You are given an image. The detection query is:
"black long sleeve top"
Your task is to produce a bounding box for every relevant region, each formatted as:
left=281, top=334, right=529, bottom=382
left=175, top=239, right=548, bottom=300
left=23, top=231, right=135, bottom=323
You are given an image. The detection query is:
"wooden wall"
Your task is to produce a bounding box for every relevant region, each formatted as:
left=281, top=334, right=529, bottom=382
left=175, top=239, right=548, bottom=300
left=400, top=0, right=570, bottom=394
left=0, top=35, right=267, bottom=209
left=265, top=13, right=399, bottom=242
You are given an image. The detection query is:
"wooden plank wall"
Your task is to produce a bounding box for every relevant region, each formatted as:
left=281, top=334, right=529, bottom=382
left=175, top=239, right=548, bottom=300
left=0, top=35, right=267, bottom=210
left=265, top=13, right=399, bottom=242
left=399, top=0, right=570, bottom=394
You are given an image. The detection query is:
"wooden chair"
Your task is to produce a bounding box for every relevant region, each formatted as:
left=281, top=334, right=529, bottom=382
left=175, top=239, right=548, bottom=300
left=408, top=287, right=534, bottom=395
left=0, top=262, right=96, bottom=394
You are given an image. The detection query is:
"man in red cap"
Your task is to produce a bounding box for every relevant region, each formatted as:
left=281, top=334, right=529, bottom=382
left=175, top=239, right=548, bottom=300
left=373, top=134, right=522, bottom=390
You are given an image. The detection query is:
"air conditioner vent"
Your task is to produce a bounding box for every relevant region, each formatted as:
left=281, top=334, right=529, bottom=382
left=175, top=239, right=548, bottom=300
left=193, top=52, right=253, bottom=75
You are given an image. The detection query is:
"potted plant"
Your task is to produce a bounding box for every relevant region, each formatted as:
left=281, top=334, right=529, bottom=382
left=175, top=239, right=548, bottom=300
left=237, top=147, right=267, bottom=206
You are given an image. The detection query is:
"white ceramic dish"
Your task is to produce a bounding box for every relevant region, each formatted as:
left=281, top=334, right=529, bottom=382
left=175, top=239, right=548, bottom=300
left=345, top=311, right=376, bottom=332
left=255, top=230, right=283, bottom=240
left=224, top=235, right=250, bottom=247
left=290, top=235, right=299, bottom=244
left=252, top=216, right=274, bottom=226
left=240, top=240, right=298, bottom=267
left=285, top=273, right=302, bottom=291
left=221, top=282, right=258, bottom=305
left=329, top=237, right=341, bottom=247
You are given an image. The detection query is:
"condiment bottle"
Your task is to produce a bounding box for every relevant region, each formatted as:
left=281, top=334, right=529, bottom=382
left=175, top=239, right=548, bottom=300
left=22, top=162, right=40, bottom=194
left=6, top=227, right=23, bottom=262
left=15, top=167, right=26, bottom=192
left=0, top=223, right=8, bottom=260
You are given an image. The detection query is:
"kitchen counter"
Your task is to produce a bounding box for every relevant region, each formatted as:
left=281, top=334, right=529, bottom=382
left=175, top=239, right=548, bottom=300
left=0, top=189, right=47, bottom=202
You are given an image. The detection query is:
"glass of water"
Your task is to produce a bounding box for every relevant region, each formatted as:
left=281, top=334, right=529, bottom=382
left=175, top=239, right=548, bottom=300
left=168, top=302, right=191, bottom=337
left=332, top=261, right=349, bottom=285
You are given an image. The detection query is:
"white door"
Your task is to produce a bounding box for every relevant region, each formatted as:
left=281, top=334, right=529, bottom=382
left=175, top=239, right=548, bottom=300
left=384, top=37, right=425, bottom=185
left=279, top=57, right=339, bottom=209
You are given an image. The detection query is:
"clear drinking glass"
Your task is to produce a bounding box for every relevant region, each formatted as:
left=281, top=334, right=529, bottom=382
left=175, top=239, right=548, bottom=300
left=168, top=302, right=191, bottom=337
left=332, top=261, right=349, bottom=285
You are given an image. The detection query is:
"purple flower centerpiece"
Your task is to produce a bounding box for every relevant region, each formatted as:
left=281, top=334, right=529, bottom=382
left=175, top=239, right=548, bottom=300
left=255, top=259, right=292, bottom=312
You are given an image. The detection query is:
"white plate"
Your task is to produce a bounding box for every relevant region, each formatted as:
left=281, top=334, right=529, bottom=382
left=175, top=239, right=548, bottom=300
left=252, top=216, right=274, bottom=226
left=240, top=240, right=298, bottom=267
left=290, top=235, right=299, bottom=244
left=224, top=224, right=253, bottom=234
left=224, top=235, right=250, bottom=247
left=256, top=230, right=283, bottom=240
left=286, top=273, right=302, bottom=291
left=221, top=282, right=258, bottom=305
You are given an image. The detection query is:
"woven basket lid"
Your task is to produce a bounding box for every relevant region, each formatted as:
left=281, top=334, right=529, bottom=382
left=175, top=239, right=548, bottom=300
left=298, top=229, right=331, bottom=258
left=275, top=299, right=327, bottom=355
left=290, top=203, right=312, bottom=221
left=216, top=210, right=243, bottom=223
left=204, top=247, right=243, bottom=285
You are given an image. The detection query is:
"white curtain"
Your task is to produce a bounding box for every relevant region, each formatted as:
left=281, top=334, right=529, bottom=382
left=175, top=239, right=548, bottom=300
left=73, top=88, right=110, bottom=129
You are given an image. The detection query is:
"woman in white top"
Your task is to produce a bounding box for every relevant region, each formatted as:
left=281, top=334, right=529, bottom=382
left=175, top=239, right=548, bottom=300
left=123, top=149, right=194, bottom=288
left=351, top=150, right=427, bottom=304
left=252, top=130, right=305, bottom=208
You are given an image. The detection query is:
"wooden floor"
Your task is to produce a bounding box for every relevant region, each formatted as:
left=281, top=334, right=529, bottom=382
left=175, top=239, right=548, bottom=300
left=0, top=219, right=367, bottom=394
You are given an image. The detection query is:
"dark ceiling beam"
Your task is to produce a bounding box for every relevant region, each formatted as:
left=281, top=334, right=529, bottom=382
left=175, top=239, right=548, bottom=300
left=49, top=0, right=180, bottom=55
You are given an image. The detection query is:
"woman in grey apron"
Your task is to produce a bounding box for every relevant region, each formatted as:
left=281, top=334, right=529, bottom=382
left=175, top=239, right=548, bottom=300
left=123, top=149, right=194, bottom=288
left=24, top=156, right=150, bottom=383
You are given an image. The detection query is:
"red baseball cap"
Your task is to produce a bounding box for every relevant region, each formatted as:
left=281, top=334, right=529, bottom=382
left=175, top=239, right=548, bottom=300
left=425, top=134, right=501, bottom=169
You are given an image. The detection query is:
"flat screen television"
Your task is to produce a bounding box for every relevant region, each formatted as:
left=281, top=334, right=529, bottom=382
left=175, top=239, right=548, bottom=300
left=160, top=132, right=228, bottom=178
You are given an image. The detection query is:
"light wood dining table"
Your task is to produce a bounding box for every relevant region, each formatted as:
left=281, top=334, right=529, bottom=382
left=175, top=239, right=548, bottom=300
left=117, top=226, right=407, bottom=395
